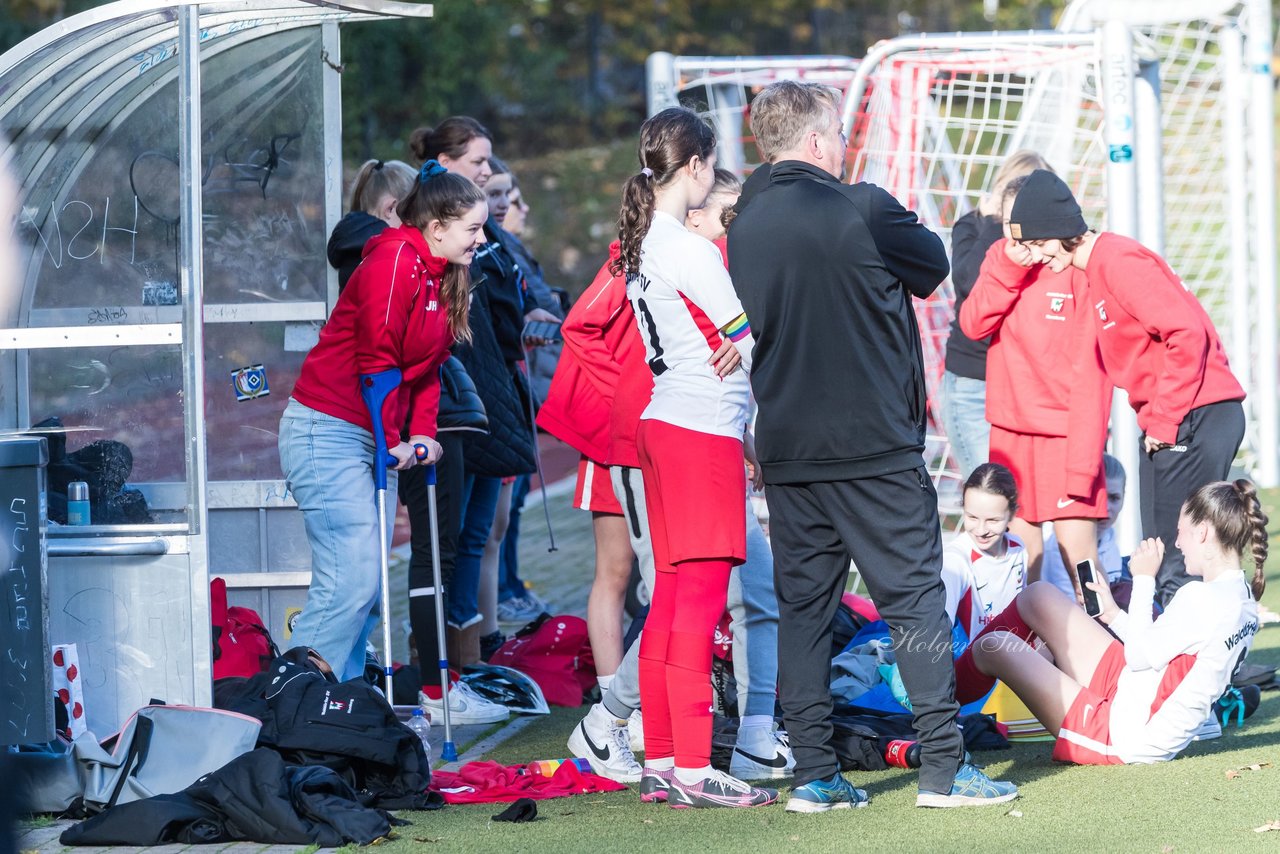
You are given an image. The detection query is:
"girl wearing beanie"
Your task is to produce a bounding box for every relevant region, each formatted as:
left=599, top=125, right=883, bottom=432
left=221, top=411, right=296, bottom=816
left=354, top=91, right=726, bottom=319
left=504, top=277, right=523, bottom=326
left=960, top=165, right=1113, bottom=597
left=1005, top=169, right=1246, bottom=607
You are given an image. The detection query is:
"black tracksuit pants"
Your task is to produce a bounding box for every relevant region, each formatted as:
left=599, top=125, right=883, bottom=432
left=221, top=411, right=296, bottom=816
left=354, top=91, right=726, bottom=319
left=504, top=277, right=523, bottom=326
left=1139, top=399, right=1245, bottom=607
left=399, top=432, right=465, bottom=689
left=767, top=465, right=964, bottom=793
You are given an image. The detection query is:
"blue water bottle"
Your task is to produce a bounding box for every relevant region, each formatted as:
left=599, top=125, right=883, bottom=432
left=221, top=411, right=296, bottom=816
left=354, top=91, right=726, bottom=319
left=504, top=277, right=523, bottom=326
left=67, top=481, right=91, bottom=525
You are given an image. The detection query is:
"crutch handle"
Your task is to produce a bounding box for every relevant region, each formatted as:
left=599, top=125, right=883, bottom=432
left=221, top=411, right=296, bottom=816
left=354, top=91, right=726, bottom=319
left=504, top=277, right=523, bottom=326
left=360, top=368, right=403, bottom=490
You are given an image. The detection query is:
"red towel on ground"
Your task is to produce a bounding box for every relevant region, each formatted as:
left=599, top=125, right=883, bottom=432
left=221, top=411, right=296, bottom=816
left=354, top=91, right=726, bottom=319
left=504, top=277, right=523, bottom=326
left=429, top=760, right=627, bottom=804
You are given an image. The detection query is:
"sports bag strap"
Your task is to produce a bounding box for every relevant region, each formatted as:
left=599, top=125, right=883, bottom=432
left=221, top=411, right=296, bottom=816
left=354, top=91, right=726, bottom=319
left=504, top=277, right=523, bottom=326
left=105, top=714, right=153, bottom=808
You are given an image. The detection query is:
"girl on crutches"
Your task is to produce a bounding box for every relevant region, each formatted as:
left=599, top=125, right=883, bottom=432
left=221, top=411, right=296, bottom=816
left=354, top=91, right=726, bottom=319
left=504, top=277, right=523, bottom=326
left=279, top=163, right=485, bottom=683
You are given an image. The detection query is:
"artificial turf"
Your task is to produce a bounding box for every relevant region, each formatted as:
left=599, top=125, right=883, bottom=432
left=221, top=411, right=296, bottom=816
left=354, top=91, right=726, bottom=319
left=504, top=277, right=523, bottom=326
left=383, top=492, right=1280, bottom=854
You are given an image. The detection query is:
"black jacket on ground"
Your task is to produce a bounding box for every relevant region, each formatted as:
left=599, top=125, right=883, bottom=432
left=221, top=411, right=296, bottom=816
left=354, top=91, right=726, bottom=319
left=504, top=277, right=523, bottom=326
left=327, top=211, right=386, bottom=293
left=727, top=160, right=950, bottom=484
left=943, top=210, right=1003, bottom=380
left=214, top=647, right=436, bottom=810
left=60, top=749, right=397, bottom=847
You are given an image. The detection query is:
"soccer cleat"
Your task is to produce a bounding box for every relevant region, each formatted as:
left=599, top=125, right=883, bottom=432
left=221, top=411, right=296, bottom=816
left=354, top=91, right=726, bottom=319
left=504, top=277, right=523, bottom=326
left=567, top=704, right=643, bottom=783
left=639, top=766, right=675, bottom=803
left=417, top=681, right=510, bottom=727
left=786, top=772, right=869, bottom=813
left=730, top=729, right=796, bottom=780
left=667, top=769, right=778, bottom=809
left=916, top=762, right=1018, bottom=808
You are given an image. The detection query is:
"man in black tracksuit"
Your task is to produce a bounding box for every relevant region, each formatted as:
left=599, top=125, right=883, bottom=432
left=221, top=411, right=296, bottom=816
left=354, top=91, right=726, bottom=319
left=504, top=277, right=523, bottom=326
left=728, top=81, right=1016, bottom=809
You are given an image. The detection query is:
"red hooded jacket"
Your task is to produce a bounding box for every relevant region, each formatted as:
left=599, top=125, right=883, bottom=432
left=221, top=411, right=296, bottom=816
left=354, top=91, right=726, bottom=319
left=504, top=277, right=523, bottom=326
left=291, top=225, right=452, bottom=449
left=961, top=240, right=1112, bottom=498
left=1083, top=232, right=1244, bottom=445
left=536, top=242, right=651, bottom=468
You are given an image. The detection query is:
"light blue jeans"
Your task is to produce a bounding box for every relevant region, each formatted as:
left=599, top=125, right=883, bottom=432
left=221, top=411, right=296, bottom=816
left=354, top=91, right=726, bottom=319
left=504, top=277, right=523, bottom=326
left=604, top=466, right=779, bottom=719
left=279, top=399, right=396, bottom=682
left=938, top=371, right=991, bottom=480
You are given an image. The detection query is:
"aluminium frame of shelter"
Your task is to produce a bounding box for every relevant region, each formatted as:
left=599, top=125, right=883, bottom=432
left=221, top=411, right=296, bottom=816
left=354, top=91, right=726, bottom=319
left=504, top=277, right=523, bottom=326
left=0, top=0, right=432, bottom=735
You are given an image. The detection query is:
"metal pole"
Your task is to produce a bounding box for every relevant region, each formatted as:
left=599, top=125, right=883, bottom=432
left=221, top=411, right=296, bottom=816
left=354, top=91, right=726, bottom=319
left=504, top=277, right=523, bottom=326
left=645, top=52, right=679, bottom=117
left=179, top=3, right=213, bottom=706
left=1221, top=28, right=1253, bottom=419
left=1101, top=20, right=1143, bottom=553
left=322, top=21, right=343, bottom=312
left=707, top=82, right=746, bottom=175
left=1247, top=0, right=1277, bottom=486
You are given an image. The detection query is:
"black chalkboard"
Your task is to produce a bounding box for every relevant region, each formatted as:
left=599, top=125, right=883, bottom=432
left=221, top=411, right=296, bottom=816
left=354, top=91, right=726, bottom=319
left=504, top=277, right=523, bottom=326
left=0, top=437, right=54, bottom=747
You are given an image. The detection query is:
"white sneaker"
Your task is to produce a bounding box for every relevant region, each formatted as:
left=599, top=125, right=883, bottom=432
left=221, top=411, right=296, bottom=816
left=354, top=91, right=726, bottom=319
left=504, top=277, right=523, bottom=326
left=1192, top=715, right=1222, bottom=741
left=568, top=704, right=642, bottom=783
left=730, top=729, right=795, bottom=780
left=496, top=596, right=544, bottom=624
left=418, top=681, right=510, bottom=726
left=628, top=710, right=645, bottom=753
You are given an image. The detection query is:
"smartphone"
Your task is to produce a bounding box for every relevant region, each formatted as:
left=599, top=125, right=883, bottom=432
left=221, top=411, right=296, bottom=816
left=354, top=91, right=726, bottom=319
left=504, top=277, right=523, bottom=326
left=522, top=319, right=562, bottom=343
left=1076, top=559, right=1103, bottom=618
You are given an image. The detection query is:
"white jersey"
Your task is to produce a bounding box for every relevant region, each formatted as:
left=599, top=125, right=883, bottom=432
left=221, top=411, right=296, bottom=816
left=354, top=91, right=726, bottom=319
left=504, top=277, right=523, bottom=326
left=1042, top=526, right=1123, bottom=598
left=1107, top=572, right=1258, bottom=763
left=626, top=211, right=753, bottom=439
left=942, top=532, right=1028, bottom=641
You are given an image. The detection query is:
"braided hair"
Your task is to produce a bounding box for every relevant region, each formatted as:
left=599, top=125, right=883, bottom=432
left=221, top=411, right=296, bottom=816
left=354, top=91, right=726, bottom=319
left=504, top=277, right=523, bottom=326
left=1183, top=479, right=1269, bottom=598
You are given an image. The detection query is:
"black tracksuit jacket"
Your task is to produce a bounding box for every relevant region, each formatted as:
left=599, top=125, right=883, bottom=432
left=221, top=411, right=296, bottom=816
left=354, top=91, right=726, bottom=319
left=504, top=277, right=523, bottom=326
left=726, top=160, right=950, bottom=485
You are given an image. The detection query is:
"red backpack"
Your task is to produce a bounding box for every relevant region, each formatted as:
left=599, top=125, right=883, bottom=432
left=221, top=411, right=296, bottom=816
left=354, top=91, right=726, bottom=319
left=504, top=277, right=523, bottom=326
left=489, top=614, right=595, bottom=706
left=210, top=577, right=279, bottom=679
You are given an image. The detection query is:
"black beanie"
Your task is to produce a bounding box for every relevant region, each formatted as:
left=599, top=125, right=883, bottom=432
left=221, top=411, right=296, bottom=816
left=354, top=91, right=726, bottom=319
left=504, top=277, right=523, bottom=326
left=1007, top=169, right=1087, bottom=241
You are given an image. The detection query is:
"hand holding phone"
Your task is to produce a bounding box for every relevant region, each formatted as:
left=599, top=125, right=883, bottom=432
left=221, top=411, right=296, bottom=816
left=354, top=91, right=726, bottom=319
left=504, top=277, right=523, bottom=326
left=1076, top=559, right=1103, bottom=618
left=522, top=319, right=562, bottom=345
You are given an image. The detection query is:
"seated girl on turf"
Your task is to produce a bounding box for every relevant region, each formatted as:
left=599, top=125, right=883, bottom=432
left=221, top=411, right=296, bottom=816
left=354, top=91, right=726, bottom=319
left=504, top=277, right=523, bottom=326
left=953, top=479, right=1264, bottom=764
left=942, top=463, right=1029, bottom=644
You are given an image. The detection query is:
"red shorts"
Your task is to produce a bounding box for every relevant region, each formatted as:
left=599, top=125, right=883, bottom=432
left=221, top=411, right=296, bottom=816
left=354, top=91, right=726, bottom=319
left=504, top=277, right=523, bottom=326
left=989, top=426, right=1106, bottom=524
left=573, top=455, right=622, bottom=515
left=1052, top=640, right=1125, bottom=765
left=636, top=420, right=746, bottom=568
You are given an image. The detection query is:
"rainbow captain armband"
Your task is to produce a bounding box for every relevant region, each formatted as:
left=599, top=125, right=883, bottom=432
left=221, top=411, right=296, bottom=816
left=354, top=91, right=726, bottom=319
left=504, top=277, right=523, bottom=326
left=723, top=312, right=751, bottom=342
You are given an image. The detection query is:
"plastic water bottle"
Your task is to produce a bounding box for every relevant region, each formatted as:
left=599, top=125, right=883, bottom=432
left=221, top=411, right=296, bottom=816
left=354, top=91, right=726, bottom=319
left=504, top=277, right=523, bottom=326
left=522, top=757, right=592, bottom=776
left=883, top=739, right=922, bottom=769
left=407, top=708, right=432, bottom=760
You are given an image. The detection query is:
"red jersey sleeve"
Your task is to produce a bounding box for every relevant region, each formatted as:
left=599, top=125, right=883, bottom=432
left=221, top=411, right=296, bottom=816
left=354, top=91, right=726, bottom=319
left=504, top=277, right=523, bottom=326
left=406, top=366, right=441, bottom=440
left=958, top=241, right=1035, bottom=341
left=1064, top=269, right=1113, bottom=498
left=1105, top=251, right=1210, bottom=444
left=354, top=240, right=420, bottom=448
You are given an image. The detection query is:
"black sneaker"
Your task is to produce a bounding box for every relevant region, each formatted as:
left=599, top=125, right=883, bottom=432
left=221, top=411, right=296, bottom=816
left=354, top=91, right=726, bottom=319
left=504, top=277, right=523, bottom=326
left=667, top=769, right=778, bottom=809
left=479, top=630, right=505, bottom=662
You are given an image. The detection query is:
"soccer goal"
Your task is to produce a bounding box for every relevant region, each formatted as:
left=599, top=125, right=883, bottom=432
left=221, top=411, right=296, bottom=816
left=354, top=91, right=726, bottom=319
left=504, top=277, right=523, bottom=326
left=645, top=0, right=1277, bottom=512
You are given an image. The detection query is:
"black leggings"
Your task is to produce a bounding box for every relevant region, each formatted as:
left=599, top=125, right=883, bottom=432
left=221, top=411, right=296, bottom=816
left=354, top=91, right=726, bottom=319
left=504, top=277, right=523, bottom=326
left=399, top=431, right=465, bottom=688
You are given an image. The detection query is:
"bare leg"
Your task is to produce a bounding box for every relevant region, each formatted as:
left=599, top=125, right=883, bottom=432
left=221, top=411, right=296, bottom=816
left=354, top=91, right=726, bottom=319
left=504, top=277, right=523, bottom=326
left=1009, top=517, right=1044, bottom=584
left=1051, top=517, right=1100, bottom=604
left=971, top=631, right=1081, bottom=735
left=1014, top=582, right=1116, bottom=685
left=478, top=481, right=514, bottom=636
left=586, top=512, right=636, bottom=676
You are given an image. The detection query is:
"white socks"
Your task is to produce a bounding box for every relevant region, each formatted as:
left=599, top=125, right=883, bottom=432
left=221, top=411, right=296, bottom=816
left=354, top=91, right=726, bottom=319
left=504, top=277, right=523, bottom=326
left=674, top=764, right=714, bottom=785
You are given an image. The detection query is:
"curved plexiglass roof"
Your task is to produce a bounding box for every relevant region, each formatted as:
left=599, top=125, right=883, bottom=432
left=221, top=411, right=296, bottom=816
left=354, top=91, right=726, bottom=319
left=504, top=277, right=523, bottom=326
left=0, top=0, right=430, bottom=188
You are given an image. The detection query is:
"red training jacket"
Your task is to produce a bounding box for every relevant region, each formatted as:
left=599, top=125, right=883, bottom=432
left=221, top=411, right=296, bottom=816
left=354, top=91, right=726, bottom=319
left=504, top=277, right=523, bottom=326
left=961, top=240, right=1112, bottom=499
left=291, top=225, right=452, bottom=449
left=1084, top=232, right=1244, bottom=445
left=537, top=241, right=651, bottom=468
